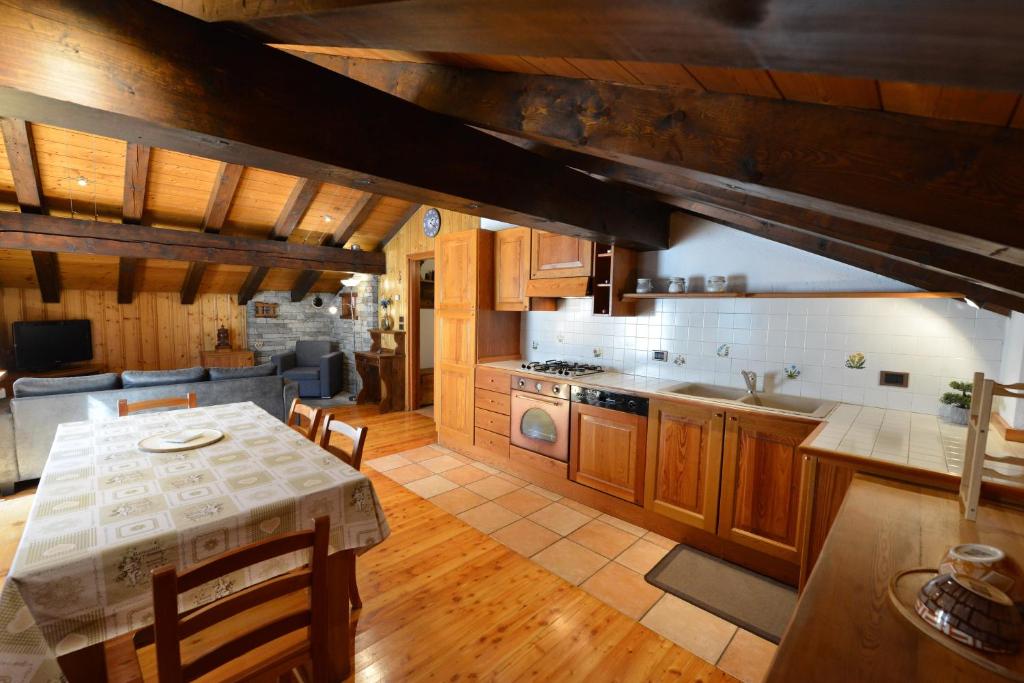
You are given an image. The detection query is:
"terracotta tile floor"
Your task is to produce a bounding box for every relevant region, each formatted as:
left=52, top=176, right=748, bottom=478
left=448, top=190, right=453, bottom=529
left=367, top=444, right=778, bottom=683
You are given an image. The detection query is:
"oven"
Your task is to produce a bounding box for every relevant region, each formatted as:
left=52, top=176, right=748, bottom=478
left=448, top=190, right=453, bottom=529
left=510, top=375, right=570, bottom=462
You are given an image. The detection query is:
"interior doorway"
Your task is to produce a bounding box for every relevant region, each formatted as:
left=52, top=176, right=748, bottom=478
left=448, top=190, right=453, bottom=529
left=405, top=251, right=435, bottom=414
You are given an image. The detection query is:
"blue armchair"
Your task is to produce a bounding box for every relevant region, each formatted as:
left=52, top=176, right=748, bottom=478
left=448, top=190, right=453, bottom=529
left=271, top=340, right=343, bottom=398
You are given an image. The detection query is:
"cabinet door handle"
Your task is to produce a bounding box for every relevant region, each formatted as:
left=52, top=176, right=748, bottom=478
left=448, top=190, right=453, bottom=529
left=714, top=413, right=723, bottom=418
left=729, top=416, right=738, bottom=421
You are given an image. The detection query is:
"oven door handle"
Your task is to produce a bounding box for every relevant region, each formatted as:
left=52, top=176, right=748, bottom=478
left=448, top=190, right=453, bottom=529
left=515, top=393, right=564, bottom=407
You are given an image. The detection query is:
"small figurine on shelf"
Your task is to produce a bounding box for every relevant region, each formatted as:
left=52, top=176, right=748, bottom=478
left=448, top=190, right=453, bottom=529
left=379, top=297, right=394, bottom=330
left=215, top=325, right=231, bottom=350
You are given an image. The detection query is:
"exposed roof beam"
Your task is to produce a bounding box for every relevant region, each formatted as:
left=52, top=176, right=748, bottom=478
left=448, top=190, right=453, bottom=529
left=288, top=191, right=380, bottom=302
left=506, top=138, right=1024, bottom=299
left=378, top=202, right=422, bottom=250
left=238, top=177, right=319, bottom=305
left=0, top=117, right=59, bottom=302
left=311, top=56, right=1024, bottom=253
left=505, top=137, right=1024, bottom=313
left=117, top=142, right=151, bottom=304
left=180, top=161, right=244, bottom=304
left=0, top=212, right=386, bottom=273
left=179, top=1, right=1024, bottom=91
left=0, top=0, right=669, bottom=250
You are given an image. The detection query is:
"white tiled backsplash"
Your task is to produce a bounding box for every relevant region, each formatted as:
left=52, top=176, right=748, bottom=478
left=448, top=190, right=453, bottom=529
left=522, top=296, right=1006, bottom=415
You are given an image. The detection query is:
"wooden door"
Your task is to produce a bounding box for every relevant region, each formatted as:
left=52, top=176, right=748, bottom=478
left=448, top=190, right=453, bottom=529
left=569, top=403, right=647, bottom=504
left=530, top=230, right=593, bottom=279
left=718, top=411, right=818, bottom=564
left=495, top=227, right=531, bottom=311
left=437, top=231, right=478, bottom=309
left=644, top=399, right=725, bottom=532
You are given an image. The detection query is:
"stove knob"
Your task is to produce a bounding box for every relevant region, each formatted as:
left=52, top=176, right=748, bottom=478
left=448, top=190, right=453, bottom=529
left=552, top=385, right=561, bottom=394
left=628, top=400, right=638, bottom=409
left=517, top=379, right=526, bottom=388
left=535, top=382, right=543, bottom=392
left=521, top=363, right=528, bottom=369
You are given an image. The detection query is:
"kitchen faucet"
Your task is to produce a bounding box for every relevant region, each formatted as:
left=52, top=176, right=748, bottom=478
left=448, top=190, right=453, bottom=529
left=741, top=370, right=762, bottom=405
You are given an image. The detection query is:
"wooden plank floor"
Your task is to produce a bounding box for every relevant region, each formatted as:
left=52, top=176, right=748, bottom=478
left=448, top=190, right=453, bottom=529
left=0, top=405, right=736, bottom=681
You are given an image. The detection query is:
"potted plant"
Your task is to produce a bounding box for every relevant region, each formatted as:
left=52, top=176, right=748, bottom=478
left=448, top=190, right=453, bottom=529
left=940, top=380, right=973, bottom=424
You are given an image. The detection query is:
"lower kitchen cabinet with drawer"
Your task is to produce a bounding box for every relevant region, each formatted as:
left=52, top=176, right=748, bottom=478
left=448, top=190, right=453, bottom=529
left=475, top=407, right=510, bottom=436
left=474, top=388, right=511, bottom=415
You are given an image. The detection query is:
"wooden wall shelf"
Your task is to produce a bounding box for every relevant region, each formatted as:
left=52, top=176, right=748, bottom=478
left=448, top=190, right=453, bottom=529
left=622, top=291, right=964, bottom=301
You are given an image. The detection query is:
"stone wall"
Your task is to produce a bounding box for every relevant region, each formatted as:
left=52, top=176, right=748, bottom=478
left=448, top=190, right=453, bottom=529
left=246, top=276, right=379, bottom=396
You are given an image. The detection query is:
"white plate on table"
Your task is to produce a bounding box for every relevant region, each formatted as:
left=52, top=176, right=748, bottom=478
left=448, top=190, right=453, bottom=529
left=137, top=428, right=224, bottom=453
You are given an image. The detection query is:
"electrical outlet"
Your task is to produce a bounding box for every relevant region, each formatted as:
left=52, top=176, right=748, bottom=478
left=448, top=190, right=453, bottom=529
left=530, top=340, right=539, bottom=350
left=592, top=347, right=603, bottom=358
left=557, top=334, right=565, bottom=344
left=652, top=350, right=668, bottom=362
left=673, top=354, right=686, bottom=365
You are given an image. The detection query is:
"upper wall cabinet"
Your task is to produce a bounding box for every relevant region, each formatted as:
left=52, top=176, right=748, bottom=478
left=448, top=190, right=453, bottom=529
left=495, top=227, right=531, bottom=311
left=530, top=230, right=594, bottom=279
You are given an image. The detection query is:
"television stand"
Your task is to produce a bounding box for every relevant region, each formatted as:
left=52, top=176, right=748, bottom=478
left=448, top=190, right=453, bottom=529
left=1, top=362, right=108, bottom=397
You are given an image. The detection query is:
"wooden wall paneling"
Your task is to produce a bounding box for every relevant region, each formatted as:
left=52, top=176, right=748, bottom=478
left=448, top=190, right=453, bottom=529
left=878, top=82, right=1021, bottom=126
left=618, top=62, right=703, bottom=90
left=683, top=66, right=782, bottom=98
left=768, top=71, right=881, bottom=109
left=154, top=292, right=174, bottom=369
left=563, top=58, right=641, bottom=85
left=120, top=295, right=142, bottom=371
left=138, top=292, right=159, bottom=370
left=185, top=297, right=203, bottom=367
left=518, top=56, right=586, bottom=79
left=102, top=289, right=125, bottom=371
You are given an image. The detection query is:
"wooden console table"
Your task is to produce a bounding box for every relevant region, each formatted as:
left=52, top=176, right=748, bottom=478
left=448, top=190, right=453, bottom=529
left=355, top=329, right=406, bottom=413
left=200, top=349, right=255, bottom=368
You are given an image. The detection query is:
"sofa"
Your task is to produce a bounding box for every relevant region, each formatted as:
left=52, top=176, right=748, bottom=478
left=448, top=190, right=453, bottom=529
left=271, top=340, right=344, bottom=398
left=3, top=364, right=298, bottom=493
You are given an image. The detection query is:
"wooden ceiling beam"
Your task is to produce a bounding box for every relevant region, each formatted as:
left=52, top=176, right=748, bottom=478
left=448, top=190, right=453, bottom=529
left=288, top=191, right=380, bottom=302
left=0, top=212, right=386, bottom=273
left=0, top=117, right=59, bottom=303
left=238, top=177, right=320, bottom=306
left=180, top=161, right=244, bottom=304
left=0, top=0, right=669, bottom=250
left=117, top=142, right=151, bottom=304
left=313, top=56, right=1024, bottom=252
left=177, top=0, right=1024, bottom=91
left=505, top=137, right=1024, bottom=312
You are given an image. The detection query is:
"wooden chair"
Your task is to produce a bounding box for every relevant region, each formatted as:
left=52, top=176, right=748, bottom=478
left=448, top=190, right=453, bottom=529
left=286, top=398, right=324, bottom=441
left=318, top=415, right=368, bottom=610
left=960, top=372, right=1024, bottom=520
left=118, top=392, right=197, bottom=417
left=104, top=516, right=331, bottom=683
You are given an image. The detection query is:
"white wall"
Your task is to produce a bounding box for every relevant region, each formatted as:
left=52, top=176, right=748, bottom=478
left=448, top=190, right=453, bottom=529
left=998, top=312, right=1024, bottom=427
left=521, top=216, right=1007, bottom=416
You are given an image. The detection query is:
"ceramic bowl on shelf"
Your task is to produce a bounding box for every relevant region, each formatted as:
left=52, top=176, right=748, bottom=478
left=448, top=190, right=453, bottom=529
left=706, top=276, right=727, bottom=293
left=915, top=572, right=1022, bottom=654
left=667, top=277, right=686, bottom=293
left=636, top=278, right=654, bottom=294
left=939, top=543, right=1024, bottom=603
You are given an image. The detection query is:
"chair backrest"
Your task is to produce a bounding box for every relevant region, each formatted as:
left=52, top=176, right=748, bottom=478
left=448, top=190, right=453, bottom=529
left=960, top=372, right=1024, bottom=520
left=151, top=516, right=330, bottom=682
left=318, top=415, right=368, bottom=470
left=295, top=340, right=331, bottom=367
left=287, top=398, right=324, bottom=441
left=118, top=392, right=197, bottom=417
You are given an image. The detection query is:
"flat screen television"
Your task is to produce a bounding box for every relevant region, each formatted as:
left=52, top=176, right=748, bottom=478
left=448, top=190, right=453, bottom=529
left=12, top=320, right=93, bottom=371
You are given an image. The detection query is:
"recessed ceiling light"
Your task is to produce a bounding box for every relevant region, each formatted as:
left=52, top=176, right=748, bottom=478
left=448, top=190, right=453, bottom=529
left=76, top=176, right=88, bottom=187
left=963, top=297, right=980, bottom=310
left=322, top=214, right=333, bottom=223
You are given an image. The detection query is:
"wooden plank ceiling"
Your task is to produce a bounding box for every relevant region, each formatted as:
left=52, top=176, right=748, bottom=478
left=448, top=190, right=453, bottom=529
left=0, top=122, right=413, bottom=298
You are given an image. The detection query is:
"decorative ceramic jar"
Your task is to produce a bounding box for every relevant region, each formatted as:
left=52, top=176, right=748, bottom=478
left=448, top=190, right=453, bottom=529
left=939, top=543, right=1023, bottom=602
left=706, top=276, right=727, bottom=293
left=667, top=277, right=686, bottom=293
left=636, top=278, right=654, bottom=294
left=916, top=573, right=1021, bottom=653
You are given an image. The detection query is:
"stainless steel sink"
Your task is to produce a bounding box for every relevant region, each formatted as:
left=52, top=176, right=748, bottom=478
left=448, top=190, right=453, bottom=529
left=663, top=383, right=750, bottom=401
left=737, top=393, right=835, bottom=417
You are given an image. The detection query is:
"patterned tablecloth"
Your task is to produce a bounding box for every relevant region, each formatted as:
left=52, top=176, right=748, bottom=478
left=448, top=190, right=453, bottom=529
left=0, top=401, right=390, bottom=682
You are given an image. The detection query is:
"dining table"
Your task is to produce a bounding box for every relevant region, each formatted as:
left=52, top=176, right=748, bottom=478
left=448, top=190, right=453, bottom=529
left=0, top=401, right=390, bottom=682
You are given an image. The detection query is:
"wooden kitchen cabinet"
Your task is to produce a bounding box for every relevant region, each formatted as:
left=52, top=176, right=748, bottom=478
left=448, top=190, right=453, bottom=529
left=530, top=230, right=593, bottom=279
left=717, top=411, right=818, bottom=564
left=570, top=403, right=647, bottom=504
left=437, top=229, right=493, bottom=310
left=495, top=227, right=531, bottom=311
left=644, top=399, right=725, bottom=533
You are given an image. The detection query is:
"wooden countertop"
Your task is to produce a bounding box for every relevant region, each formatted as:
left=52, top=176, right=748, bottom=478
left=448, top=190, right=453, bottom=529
left=768, top=474, right=1024, bottom=682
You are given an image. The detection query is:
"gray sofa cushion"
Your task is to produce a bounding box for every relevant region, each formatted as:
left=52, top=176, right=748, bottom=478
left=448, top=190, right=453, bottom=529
left=282, top=367, right=320, bottom=381
left=209, top=363, right=276, bottom=381
left=12, top=372, right=121, bottom=398
left=122, top=366, right=207, bottom=388
left=295, top=340, right=331, bottom=367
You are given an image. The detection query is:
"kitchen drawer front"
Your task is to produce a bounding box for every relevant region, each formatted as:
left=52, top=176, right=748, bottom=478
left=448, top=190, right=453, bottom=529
left=475, top=407, right=510, bottom=436
left=474, top=388, right=511, bottom=415
left=475, top=427, right=510, bottom=458
left=475, top=366, right=512, bottom=392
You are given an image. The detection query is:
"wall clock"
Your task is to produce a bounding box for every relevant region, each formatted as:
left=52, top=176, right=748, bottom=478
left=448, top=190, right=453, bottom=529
left=423, top=208, right=441, bottom=238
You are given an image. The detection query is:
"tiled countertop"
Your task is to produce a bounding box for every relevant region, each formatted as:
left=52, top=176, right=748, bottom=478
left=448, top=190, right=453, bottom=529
left=480, top=360, right=993, bottom=478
